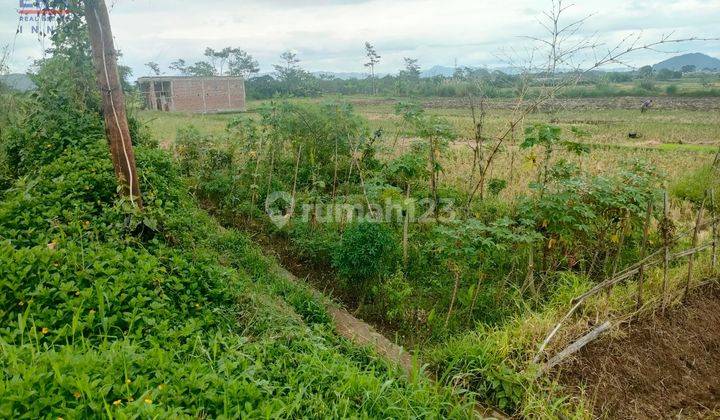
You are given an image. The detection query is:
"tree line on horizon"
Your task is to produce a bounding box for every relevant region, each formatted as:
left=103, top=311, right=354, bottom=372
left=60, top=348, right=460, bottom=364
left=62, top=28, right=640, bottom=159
left=137, top=43, right=719, bottom=100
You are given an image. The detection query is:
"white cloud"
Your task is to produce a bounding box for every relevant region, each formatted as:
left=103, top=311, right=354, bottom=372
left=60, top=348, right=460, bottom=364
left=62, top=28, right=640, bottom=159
left=1, top=0, right=718, bottom=77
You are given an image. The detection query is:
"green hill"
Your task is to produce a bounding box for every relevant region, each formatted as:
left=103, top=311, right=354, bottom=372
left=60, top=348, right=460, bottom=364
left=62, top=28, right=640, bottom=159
left=653, top=53, right=720, bottom=71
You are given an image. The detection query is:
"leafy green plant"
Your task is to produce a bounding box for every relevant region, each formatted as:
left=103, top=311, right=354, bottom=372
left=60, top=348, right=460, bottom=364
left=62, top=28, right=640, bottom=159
left=332, top=222, right=399, bottom=300
left=488, top=178, right=508, bottom=196
left=521, top=124, right=589, bottom=197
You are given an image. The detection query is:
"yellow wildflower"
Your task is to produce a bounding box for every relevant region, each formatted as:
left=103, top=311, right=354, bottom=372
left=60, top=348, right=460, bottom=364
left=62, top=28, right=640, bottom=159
left=41, top=327, right=49, bottom=334
left=144, top=398, right=152, bottom=404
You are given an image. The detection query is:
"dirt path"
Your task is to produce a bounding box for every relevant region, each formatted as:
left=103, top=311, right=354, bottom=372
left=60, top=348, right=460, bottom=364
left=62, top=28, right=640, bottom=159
left=272, top=265, right=506, bottom=419
left=273, top=266, right=416, bottom=374
left=558, top=283, right=720, bottom=419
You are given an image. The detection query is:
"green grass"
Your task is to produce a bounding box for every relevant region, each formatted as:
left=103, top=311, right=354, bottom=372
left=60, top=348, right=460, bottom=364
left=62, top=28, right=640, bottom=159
left=0, top=138, right=475, bottom=418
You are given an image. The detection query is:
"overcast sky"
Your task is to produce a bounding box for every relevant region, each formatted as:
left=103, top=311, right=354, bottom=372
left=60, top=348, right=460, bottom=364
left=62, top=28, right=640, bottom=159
left=2, top=0, right=719, bottom=78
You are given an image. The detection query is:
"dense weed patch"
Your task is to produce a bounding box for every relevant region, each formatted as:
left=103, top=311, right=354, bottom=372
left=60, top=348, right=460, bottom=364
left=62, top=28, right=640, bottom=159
left=0, top=39, right=473, bottom=419
left=174, top=97, right=714, bottom=417
left=0, top=140, right=474, bottom=417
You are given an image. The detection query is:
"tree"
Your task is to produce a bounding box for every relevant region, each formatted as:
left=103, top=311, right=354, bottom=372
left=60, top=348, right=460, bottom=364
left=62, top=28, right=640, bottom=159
left=274, top=50, right=301, bottom=78
left=204, top=48, right=219, bottom=73
left=204, top=47, right=235, bottom=76
left=187, top=61, right=215, bottom=77
left=403, top=58, right=421, bottom=79
left=656, top=68, right=680, bottom=81
left=85, top=0, right=142, bottom=207
left=169, top=58, right=189, bottom=75
left=397, top=58, right=421, bottom=95
left=228, top=49, right=260, bottom=78
left=681, top=64, right=696, bottom=74
left=273, top=50, right=305, bottom=93
left=118, top=64, right=133, bottom=92
left=144, top=61, right=160, bottom=76
left=364, top=42, right=381, bottom=95
left=637, top=65, right=654, bottom=78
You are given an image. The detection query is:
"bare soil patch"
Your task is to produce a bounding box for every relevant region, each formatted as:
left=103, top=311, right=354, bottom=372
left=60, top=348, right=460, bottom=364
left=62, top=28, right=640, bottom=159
left=558, top=283, right=720, bottom=419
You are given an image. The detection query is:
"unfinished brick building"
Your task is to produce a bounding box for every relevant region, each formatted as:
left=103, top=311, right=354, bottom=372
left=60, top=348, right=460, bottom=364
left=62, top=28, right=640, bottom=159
left=138, top=76, right=246, bottom=113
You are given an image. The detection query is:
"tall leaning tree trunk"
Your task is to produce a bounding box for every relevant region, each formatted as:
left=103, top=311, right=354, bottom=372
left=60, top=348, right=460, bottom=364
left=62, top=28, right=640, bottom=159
left=84, top=0, right=142, bottom=207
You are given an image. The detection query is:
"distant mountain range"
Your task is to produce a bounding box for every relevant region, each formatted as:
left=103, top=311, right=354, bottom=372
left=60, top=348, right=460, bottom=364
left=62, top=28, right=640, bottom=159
left=653, top=53, right=720, bottom=71
left=0, top=74, right=36, bottom=92
left=310, top=53, right=720, bottom=80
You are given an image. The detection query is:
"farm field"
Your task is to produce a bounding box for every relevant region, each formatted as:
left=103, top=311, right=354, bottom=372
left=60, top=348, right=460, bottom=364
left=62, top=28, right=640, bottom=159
left=138, top=94, right=720, bottom=416
left=140, top=95, right=720, bottom=198
left=3, top=0, right=720, bottom=418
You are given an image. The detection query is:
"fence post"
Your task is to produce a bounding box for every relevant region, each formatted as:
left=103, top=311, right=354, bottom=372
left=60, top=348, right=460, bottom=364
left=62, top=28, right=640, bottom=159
left=684, top=192, right=706, bottom=300
left=636, top=201, right=653, bottom=310
left=662, top=191, right=671, bottom=311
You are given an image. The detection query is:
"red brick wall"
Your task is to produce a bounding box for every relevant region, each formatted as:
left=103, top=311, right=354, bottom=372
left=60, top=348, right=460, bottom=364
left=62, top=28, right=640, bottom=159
left=171, top=78, right=246, bottom=113
left=140, top=77, right=246, bottom=113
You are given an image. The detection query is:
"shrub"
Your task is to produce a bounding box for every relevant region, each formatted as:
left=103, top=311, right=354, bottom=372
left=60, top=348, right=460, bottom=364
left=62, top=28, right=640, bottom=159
left=332, top=222, right=399, bottom=298
left=637, top=79, right=657, bottom=92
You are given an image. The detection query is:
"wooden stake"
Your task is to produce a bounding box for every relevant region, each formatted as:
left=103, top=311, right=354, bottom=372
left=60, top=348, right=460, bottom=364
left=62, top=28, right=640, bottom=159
left=523, top=245, right=536, bottom=296
left=402, top=184, right=410, bottom=268
left=636, top=201, right=653, bottom=310
left=662, top=191, right=670, bottom=310
left=539, top=321, right=612, bottom=374
left=684, top=193, right=706, bottom=300
left=444, top=263, right=461, bottom=329
left=711, top=189, right=718, bottom=272
left=469, top=271, right=485, bottom=316
left=289, top=144, right=301, bottom=218
left=84, top=0, right=142, bottom=207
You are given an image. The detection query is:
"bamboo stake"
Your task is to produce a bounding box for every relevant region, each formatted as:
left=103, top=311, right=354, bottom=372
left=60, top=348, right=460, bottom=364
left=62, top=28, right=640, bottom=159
left=684, top=193, right=706, bottom=300
left=636, top=201, right=653, bottom=310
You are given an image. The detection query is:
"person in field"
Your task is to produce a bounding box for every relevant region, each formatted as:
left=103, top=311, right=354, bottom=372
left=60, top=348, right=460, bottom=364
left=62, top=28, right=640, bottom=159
left=641, top=99, right=653, bottom=113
